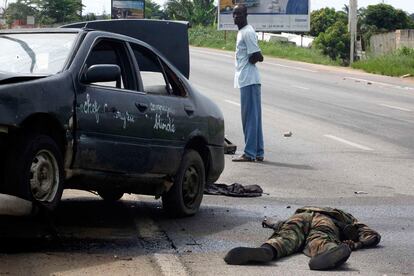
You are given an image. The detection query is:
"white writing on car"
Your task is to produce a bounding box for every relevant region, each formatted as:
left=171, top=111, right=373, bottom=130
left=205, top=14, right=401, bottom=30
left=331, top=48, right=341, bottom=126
left=79, top=94, right=135, bottom=129
left=150, top=103, right=176, bottom=133
left=114, top=111, right=135, bottom=129
left=79, top=93, right=101, bottom=123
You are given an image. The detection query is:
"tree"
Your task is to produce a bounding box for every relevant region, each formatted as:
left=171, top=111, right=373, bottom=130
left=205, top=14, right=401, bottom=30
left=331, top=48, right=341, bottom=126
left=164, top=0, right=216, bottom=26
left=145, top=0, right=165, bottom=19
left=82, top=12, right=96, bottom=21
left=37, top=0, right=83, bottom=25
left=4, top=0, right=38, bottom=25
left=310, top=8, right=347, bottom=37
left=314, top=21, right=350, bottom=63
left=359, top=4, right=411, bottom=31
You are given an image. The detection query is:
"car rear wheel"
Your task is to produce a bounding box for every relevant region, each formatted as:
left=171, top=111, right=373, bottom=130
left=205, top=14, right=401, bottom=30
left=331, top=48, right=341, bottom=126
left=162, top=150, right=205, bottom=217
left=98, top=189, right=124, bottom=202
left=5, top=134, right=64, bottom=211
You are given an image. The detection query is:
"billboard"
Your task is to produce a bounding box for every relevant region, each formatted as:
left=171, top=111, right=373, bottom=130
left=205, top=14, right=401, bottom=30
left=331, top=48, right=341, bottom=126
left=111, top=0, right=145, bottom=19
left=218, top=0, right=310, bottom=32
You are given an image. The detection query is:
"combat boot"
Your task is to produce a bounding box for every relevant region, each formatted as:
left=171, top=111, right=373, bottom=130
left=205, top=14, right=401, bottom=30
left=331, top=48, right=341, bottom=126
left=224, top=244, right=275, bottom=265
left=308, top=243, right=351, bottom=270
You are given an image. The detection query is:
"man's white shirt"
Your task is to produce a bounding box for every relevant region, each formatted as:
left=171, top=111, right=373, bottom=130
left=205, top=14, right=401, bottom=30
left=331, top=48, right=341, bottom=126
left=234, top=24, right=261, bottom=89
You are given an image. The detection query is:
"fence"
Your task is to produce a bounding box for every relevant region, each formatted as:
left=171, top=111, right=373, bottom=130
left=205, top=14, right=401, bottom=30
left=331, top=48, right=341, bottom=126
left=370, top=29, right=414, bottom=56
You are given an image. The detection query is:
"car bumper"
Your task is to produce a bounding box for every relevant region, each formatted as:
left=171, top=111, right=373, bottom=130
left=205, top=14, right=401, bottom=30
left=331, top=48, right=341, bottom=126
left=206, top=145, right=224, bottom=184
left=0, top=193, right=34, bottom=216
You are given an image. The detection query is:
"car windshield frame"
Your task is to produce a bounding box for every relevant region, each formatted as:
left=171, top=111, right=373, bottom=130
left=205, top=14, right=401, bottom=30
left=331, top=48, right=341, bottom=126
left=0, top=32, right=78, bottom=76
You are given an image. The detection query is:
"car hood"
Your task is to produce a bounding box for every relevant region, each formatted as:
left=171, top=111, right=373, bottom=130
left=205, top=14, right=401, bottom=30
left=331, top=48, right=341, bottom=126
left=0, top=72, right=47, bottom=85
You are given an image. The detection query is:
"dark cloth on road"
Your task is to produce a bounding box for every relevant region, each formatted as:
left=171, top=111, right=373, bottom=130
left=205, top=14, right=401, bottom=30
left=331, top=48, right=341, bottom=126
left=204, top=183, right=263, bottom=197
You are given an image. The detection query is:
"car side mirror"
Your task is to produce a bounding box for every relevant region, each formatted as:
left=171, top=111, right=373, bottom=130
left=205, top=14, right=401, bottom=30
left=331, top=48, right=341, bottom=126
left=82, top=64, right=121, bottom=84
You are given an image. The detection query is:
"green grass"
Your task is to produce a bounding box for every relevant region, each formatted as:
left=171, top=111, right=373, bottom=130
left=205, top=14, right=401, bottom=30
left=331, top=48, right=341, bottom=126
left=352, top=48, right=414, bottom=77
left=189, top=26, right=340, bottom=66
left=190, top=26, right=414, bottom=77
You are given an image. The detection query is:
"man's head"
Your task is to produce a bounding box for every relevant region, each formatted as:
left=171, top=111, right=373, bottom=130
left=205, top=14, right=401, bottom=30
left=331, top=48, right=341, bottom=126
left=233, top=4, right=248, bottom=29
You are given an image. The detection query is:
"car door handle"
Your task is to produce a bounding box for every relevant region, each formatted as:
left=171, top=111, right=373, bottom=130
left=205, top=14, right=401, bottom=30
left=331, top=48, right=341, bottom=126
left=135, top=102, right=148, bottom=112
left=184, top=105, right=194, bottom=116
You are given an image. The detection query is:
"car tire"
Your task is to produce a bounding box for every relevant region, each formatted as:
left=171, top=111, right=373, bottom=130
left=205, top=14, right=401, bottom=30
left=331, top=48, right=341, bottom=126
left=5, top=134, right=64, bottom=211
left=162, top=150, right=205, bottom=218
left=98, top=189, right=124, bottom=202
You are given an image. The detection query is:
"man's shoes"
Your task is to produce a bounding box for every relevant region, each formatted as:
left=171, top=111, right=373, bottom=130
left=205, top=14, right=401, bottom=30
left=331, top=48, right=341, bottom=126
left=232, top=154, right=255, bottom=162
left=256, top=156, right=264, bottom=162
left=224, top=246, right=274, bottom=265
left=308, top=244, right=351, bottom=270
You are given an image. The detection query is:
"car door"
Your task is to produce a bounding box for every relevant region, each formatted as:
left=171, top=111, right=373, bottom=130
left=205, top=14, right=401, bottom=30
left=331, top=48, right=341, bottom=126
left=129, top=43, right=198, bottom=174
left=73, top=38, right=152, bottom=173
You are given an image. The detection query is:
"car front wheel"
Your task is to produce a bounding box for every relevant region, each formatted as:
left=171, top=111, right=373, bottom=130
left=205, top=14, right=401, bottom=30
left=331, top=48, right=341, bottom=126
left=5, top=134, right=64, bottom=211
left=162, top=150, right=205, bottom=217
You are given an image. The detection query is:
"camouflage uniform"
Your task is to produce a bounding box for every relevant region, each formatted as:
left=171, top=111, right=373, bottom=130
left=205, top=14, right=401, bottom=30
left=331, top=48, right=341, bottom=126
left=264, top=207, right=381, bottom=258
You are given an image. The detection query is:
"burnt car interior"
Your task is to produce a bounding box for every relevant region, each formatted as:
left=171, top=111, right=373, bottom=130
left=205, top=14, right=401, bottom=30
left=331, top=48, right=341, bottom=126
left=84, top=39, right=135, bottom=90
left=83, top=38, right=187, bottom=97
left=131, top=44, right=187, bottom=97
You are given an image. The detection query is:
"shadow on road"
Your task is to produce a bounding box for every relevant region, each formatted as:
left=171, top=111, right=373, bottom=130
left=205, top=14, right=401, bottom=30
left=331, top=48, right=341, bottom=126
left=0, top=195, right=254, bottom=253
left=259, top=161, right=315, bottom=170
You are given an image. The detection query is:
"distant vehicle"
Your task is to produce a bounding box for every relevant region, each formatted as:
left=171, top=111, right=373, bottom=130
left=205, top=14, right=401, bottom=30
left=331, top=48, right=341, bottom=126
left=0, top=20, right=224, bottom=218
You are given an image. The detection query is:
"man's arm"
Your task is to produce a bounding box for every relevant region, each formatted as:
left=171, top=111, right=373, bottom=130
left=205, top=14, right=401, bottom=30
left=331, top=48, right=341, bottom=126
left=249, top=51, right=264, bottom=64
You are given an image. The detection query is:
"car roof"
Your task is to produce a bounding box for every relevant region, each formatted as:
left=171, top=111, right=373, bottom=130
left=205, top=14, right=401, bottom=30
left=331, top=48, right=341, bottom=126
left=61, top=20, right=190, bottom=79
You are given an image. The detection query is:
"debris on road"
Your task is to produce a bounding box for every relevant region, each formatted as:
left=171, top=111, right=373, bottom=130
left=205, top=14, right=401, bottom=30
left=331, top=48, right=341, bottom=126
left=284, top=131, right=293, bottom=137
left=224, top=137, right=237, bottom=154
left=354, top=191, right=368, bottom=195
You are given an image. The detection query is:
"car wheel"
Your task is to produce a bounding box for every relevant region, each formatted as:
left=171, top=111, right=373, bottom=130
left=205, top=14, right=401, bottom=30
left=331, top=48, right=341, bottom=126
left=162, top=150, right=205, bottom=217
left=98, top=189, right=124, bottom=202
left=5, top=134, right=64, bottom=211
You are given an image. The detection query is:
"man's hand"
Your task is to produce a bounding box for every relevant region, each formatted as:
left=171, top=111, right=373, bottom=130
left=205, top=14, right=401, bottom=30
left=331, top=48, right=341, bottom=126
left=249, top=51, right=264, bottom=64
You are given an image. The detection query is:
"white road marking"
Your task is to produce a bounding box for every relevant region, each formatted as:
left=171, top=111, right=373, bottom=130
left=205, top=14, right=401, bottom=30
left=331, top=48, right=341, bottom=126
left=225, top=99, right=241, bottom=106
left=263, top=61, right=318, bottom=73
left=324, top=134, right=373, bottom=151
left=134, top=209, right=189, bottom=276
left=378, top=103, right=412, bottom=112
left=344, top=77, right=414, bottom=91
left=190, top=48, right=233, bottom=58
left=153, top=253, right=189, bottom=276
left=292, top=85, right=310, bottom=90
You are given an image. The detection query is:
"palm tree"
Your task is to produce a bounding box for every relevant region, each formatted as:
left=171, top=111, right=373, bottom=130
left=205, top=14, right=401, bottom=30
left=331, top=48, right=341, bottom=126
left=165, top=0, right=216, bottom=26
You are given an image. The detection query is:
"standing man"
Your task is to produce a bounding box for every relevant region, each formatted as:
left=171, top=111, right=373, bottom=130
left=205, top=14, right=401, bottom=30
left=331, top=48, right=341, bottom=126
left=232, top=5, right=265, bottom=162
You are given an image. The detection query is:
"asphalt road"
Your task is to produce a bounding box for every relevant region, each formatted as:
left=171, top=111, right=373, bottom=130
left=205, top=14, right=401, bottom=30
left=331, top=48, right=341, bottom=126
left=1, top=47, right=413, bottom=275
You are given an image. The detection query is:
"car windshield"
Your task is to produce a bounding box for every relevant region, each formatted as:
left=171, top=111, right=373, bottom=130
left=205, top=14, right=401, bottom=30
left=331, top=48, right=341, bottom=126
left=0, top=33, right=77, bottom=75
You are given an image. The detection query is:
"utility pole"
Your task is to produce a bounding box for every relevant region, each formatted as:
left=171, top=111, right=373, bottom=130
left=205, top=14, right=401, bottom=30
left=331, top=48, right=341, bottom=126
left=349, top=0, right=358, bottom=64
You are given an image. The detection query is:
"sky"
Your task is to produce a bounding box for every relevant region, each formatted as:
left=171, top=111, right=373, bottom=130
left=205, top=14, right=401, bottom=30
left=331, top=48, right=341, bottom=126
left=2, top=0, right=413, bottom=16
left=81, top=0, right=413, bottom=15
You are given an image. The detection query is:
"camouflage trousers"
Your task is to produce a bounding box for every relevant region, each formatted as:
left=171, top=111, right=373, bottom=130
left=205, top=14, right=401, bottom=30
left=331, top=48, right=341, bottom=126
left=264, top=211, right=380, bottom=258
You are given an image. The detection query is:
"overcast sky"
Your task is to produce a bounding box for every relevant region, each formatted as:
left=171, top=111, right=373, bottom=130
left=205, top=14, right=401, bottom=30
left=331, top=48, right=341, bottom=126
left=3, top=0, right=412, bottom=16
left=82, top=0, right=413, bottom=15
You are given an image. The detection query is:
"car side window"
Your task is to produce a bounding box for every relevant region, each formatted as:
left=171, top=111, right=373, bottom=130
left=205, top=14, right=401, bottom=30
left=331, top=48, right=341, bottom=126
left=131, top=44, right=187, bottom=97
left=84, top=39, right=134, bottom=90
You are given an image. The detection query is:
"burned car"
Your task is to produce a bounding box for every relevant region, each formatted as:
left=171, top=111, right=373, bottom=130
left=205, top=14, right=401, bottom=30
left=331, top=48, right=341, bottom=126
left=0, top=20, right=224, bottom=217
